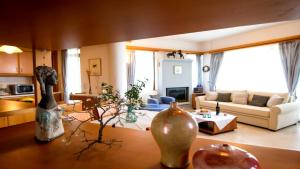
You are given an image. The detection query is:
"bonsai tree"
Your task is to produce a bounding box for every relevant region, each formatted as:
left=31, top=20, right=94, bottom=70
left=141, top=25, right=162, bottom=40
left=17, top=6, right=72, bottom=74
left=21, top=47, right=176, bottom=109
left=64, top=83, right=124, bottom=158
left=64, top=80, right=146, bottom=159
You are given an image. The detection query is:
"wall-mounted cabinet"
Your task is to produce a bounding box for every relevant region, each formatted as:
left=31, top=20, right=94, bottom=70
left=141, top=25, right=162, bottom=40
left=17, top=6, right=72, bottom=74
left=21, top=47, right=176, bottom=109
left=0, top=51, right=33, bottom=76
left=19, top=51, right=33, bottom=75
left=0, top=53, right=19, bottom=74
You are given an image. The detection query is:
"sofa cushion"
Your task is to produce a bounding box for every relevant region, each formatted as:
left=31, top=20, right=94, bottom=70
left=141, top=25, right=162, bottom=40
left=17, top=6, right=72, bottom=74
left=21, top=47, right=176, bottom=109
left=267, top=95, right=284, bottom=107
left=248, top=91, right=289, bottom=103
left=217, top=90, right=247, bottom=100
left=199, top=100, right=270, bottom=117
left=249, top=95, right=269, bottom=107
left=206, top=92, right=218, bottom=101
left=216, top=93, right=231, bottom=102
left=232, top=92, right=248, bottom=105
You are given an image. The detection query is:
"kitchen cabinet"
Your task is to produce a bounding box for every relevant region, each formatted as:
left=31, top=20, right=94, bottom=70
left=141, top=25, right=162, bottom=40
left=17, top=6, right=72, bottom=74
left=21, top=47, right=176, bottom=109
left=0, top=100, right=35, bottom=128
left=0, top=51, right=33, bottom=76
left=19, top=51, right=33, bottom=75
left=0, top=53, right=19, bottom=74
left=0, top=117, right=8, bottom=128
left=8, top=112, right=35, bottom=126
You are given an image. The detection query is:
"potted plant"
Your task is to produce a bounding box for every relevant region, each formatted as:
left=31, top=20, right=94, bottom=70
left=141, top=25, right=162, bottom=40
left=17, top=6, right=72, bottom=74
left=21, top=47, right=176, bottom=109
left=124, top=80, right=146, bottom=123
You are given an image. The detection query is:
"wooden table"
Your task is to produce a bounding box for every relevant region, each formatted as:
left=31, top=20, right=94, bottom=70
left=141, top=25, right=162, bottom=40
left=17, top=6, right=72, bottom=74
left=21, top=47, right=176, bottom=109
left=0, top=122, right=300, bottom=169
left=193, top=113, right=238, bottom=135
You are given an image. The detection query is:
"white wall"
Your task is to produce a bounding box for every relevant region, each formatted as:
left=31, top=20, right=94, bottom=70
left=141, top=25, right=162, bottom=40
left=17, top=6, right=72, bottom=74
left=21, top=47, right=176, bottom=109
left=199, top=20, right=300, bottom=51
left=80, top=43, right=127, bottom=95
left=107, top=42, right=127, bottom=96
left=80, top=44, right=110, bottom=94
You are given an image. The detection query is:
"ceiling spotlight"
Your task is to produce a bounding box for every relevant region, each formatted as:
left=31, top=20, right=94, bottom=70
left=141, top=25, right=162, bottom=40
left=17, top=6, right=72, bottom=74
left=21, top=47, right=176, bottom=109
left=0, top=45, right=23, bottom=54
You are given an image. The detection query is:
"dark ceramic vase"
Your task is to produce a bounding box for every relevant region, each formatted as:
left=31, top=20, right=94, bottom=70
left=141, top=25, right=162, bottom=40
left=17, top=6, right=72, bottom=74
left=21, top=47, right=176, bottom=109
left=193, top=144, right=261, bottom=169
left=151, top=102, right=198, bottom=168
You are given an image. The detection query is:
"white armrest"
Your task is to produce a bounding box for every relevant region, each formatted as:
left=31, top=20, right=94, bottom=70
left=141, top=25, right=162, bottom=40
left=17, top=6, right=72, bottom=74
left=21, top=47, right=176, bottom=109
left=269, top=102, right=300, bottom=130
left=271, top=102, right=300, bottom=114
left=195, top=96, right=206, bottom=109
left=197, top=96, right=206, bottom=101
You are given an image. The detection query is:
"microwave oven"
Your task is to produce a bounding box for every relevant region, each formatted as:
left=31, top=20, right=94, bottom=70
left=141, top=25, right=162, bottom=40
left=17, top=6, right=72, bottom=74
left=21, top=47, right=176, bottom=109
left=9, top=84, right=35, bottom=95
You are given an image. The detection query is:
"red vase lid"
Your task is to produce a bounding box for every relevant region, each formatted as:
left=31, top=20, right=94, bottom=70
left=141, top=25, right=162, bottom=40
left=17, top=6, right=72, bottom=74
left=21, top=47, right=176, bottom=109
left=193, top=144, right=261, bottom=169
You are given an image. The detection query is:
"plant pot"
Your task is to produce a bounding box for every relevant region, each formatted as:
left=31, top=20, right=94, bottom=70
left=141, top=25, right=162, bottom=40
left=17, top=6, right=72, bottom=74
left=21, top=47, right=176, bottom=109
left=126, top=105, right=137, bottom=123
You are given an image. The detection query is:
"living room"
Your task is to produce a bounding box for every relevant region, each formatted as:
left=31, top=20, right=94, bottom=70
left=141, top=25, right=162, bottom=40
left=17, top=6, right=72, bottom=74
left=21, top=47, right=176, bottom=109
left=76, top=19, right=300, bottom=149
left=1, top=1, right=300, bottom=169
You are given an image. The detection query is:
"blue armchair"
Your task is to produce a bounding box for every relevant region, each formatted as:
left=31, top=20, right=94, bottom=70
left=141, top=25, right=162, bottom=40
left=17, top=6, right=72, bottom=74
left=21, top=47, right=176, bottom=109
left=140, top=96, right=175, bottom=111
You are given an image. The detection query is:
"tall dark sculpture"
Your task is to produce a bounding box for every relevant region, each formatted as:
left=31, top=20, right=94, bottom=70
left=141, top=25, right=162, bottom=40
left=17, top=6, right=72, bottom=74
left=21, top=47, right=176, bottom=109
left=35, top=66, right=64, bottom=141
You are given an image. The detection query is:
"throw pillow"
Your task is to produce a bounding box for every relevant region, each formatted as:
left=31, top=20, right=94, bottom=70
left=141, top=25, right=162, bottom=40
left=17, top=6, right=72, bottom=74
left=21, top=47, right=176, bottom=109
left=216, top=93, right=231, bottom=102
left=206, top=92, right=218, bottom=101
left=232, top=93, right=248, bottom=105
left=249, top=95, right=269, bottom=107
left=267, top=95, right=284, bottom=107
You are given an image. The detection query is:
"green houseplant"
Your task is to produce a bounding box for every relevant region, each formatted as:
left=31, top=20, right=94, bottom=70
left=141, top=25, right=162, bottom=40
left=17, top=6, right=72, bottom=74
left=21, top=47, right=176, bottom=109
left=124, top=80, right=147, bottom=122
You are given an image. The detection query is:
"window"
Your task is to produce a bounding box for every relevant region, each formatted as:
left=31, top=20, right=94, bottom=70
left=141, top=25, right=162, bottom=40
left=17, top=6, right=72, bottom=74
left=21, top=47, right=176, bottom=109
left=65, top=48, right=81, bottom=101
left=216, top=44, right=287, bottom=93
left=134, top=50, right=155, bottom=94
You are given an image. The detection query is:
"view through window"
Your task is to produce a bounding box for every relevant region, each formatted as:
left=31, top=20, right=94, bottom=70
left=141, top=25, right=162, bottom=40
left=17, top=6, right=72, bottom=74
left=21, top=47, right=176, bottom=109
left=216, top=44, right=288, bottom=93
left=134, top=50, right=155, bottom=94
left=65, top=48, right=81, bottom=101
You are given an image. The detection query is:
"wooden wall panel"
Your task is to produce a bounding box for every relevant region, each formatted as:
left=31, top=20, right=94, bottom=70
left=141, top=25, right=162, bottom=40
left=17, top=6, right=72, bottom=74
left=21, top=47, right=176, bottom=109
left=0, top=0, right=299, bottom=50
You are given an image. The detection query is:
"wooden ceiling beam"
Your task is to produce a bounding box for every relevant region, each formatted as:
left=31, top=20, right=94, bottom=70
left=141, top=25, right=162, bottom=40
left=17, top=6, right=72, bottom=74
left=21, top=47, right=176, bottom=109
left=126, top=46, right=204, bottom=55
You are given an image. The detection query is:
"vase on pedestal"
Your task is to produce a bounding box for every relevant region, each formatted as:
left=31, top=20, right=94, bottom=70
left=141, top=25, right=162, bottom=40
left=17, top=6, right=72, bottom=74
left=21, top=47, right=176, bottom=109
left=151, top=102, right=198, bottom=168
left=126, top=105, right=137, bottom=123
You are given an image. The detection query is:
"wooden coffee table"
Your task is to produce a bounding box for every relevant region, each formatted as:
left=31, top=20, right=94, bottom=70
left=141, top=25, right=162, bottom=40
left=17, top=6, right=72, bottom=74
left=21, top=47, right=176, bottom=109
left=192, top=112, right=237, bottom=135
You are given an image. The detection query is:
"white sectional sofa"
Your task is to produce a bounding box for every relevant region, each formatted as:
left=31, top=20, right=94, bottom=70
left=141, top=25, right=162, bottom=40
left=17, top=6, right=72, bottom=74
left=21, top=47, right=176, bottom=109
left=195, top=91, right=300, bottom=130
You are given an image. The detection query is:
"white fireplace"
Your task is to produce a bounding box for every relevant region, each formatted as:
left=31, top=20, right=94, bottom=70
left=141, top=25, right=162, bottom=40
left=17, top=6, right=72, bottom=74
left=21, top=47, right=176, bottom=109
left=158, top=59, right=193, bottom=103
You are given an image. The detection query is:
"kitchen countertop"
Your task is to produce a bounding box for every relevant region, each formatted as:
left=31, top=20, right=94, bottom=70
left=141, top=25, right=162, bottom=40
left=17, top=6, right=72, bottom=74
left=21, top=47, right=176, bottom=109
left=0, top=100, right=35, bottom=116
left=0, top=94, right=34, bottom=99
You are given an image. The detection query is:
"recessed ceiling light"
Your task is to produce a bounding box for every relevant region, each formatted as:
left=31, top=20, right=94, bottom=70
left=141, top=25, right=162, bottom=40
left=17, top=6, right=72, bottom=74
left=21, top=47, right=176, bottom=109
left=0, top=45, right=23, bottom=54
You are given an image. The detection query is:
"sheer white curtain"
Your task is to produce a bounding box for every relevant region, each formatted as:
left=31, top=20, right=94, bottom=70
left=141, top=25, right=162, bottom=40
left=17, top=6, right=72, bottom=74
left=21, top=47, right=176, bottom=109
left=65, top=48, right=81, bottom=102
left=134, top=50, right=154, bottom=94
left=186, top=54, right=198, bottom=88
left=216, top=44, right=287, bottom=92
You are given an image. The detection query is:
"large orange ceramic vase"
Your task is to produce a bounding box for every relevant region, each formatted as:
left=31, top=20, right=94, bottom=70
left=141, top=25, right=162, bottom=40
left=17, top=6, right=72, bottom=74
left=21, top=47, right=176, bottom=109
left=151, top=102, right=198, bottom=168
